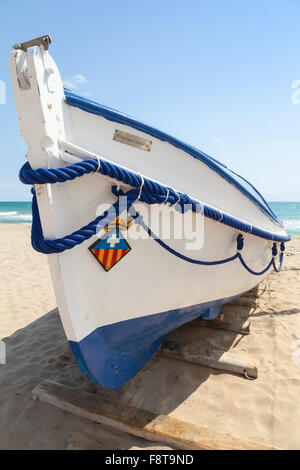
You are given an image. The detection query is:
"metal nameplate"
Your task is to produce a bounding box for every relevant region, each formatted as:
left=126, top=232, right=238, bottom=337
left=113, top=129, right=152, bottom=152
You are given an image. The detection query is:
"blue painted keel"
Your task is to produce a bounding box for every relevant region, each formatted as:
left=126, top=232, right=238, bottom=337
left=69, top=293, right=242, bottom=389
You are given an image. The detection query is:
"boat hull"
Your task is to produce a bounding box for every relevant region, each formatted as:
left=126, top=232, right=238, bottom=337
left=8, top=41, right=289, bottom=389
left=69, top=292, right=245, bottom=388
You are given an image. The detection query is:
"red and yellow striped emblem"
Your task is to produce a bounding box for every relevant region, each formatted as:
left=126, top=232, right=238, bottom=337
left=91, top=247, right=130, bottom=271
left=89, top=227, right=131, bottom=272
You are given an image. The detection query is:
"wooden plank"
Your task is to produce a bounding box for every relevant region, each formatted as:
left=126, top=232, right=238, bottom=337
left=32, top=380, right=276, bottom=450
left=158, top=340, right=258, bottom=378
left=191, top=317, right=251, bottom=335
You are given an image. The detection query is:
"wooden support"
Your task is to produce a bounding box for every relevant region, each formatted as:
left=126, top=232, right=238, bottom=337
left=32, top=380, right=275, bottom=450
left=191, top=317, right=251, bottom=335
left=158, top=340, right=258, bottom=379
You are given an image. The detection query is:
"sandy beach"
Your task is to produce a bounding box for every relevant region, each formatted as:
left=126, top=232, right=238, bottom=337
left=0, top=223, right=300, bottom=450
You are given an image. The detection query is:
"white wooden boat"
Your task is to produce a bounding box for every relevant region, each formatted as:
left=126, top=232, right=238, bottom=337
left=9, top=36, right=289, bottom=388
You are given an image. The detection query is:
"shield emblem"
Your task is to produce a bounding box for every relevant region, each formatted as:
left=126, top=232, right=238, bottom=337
left=89, top=228, right=131, bottom=272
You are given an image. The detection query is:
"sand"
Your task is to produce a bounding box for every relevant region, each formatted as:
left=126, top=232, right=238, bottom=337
left=0, top=224, right=56, bottom=338
left=0, top=223, right=300, bottom=450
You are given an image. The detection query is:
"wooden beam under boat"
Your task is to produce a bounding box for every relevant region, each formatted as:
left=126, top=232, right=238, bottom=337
left=32, top=380, right=276, bottom=450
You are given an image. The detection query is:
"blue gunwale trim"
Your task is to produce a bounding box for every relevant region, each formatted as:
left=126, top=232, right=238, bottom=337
left=64, top=89, right=281, bottom=227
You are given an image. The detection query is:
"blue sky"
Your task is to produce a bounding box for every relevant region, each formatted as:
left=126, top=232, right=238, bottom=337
left=0, top=0, right=300, bottom=201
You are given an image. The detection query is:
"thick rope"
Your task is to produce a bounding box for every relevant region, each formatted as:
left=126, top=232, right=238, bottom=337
left=19, top=158, right=290, bottom=243
left=20, top=159, right=287, bottom=274
left=30, top=187, right=139, bottom=254
left=31, top=186, right=283, bottom=275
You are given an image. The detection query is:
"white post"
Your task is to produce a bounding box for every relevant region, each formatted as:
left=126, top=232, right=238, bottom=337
left=9, top=38, right=76, bottom=340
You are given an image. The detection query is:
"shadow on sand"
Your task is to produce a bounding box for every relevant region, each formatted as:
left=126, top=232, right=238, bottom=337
left=1, top=286, right=259, bottom=449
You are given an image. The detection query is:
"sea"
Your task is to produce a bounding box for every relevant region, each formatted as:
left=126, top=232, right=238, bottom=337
left=0, top=202, right=32, bottom=224
left=0, top=201, right=300, bottom=236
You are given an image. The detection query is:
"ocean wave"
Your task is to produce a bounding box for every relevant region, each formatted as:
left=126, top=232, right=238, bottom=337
left=0, top=211, right=18, bottom=216
left=282, top=219, right=300, bottom=235
left=0, top=211, right=32, bottom=222
left=282, top=219, right=300, bottom=229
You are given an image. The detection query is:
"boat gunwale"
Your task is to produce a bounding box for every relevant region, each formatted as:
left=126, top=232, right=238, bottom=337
left=64, top=89, right=283, bottom=229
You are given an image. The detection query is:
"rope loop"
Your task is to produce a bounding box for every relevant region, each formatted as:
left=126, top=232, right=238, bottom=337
left=162, top=189, right=170, bottom=204
left=237, top=234, right=244, bottom=252
left=95, top=156, right=101, bottom=173
left=272, top=243, right=278, bottom=258
left=19, top=158, right=290, bottom=243
left=19, top=158, right=288, bottom=276
left=138, top=174, right=144, bottom=200
left=174, top=191, right=181, bottom=206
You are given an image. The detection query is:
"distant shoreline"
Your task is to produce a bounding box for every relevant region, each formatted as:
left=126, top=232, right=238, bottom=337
left=0, top=202, right=300, bottom=235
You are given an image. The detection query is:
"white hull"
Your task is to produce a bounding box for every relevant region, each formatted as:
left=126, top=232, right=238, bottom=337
left=9, top=37, right=289, bottom=388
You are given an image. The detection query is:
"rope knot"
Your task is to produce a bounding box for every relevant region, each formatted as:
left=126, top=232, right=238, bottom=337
left=272, top=243, right=278, bottom=258
left=237, top=234, right=244, bottom=252
left=280, top=242, right=285, bottom=253
left=111, top=185, right=125, bottom=198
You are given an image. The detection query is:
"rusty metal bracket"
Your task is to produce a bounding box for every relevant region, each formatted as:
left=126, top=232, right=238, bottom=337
left=13, top=35, right=52, bottom=52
